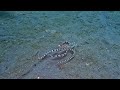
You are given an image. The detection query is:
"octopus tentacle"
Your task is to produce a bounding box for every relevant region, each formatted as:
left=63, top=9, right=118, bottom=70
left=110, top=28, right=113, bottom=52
left=57, top=48, right=75, bottom=65
left=38, top=48, right=66, bottom=60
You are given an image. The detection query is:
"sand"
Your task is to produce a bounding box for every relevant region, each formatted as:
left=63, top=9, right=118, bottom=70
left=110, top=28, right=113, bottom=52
left=0, top=11, right=120, bottom=79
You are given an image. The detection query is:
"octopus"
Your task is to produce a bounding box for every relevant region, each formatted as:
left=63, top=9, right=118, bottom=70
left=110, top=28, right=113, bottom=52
left=37, top=41, right=77, bottom=66
left=19, top=41, right=77, bottom=78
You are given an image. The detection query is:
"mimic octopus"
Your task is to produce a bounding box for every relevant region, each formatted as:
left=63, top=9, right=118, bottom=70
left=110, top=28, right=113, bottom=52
left=19, top=41, right=77, bottom=78
left=37, top=41, right=77, bottom=66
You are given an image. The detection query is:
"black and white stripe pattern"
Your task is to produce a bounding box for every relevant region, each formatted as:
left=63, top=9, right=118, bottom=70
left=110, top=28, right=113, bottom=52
left=38, top=41, right=76, bottom=66
left=57, top=49, right=75, bottom=65
left=38, top=48, right=67, bottom=60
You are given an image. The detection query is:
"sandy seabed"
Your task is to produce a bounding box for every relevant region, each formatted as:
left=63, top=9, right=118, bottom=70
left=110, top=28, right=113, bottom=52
left=0, top=11, right=120, bottom=79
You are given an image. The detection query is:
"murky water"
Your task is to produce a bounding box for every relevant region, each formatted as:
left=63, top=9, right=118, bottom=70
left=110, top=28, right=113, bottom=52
left=0, top=11, right=120, bottom=79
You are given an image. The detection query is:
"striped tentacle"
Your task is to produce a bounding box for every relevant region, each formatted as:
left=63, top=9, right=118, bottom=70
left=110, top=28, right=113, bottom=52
left=57, top=48, right=75, bottom=65
left=51, top=50, right=68, bottom=60
left=38, top=48, right=64, bottom=60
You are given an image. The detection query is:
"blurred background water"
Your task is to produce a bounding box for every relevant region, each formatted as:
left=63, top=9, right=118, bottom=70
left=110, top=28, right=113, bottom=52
left=0, top=11, right=120, bottom=79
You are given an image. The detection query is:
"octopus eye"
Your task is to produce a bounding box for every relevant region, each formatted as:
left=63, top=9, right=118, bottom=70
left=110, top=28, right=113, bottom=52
left=63, top=41, right=69, bottom=45
left=58, top=41, right=70, bottom=47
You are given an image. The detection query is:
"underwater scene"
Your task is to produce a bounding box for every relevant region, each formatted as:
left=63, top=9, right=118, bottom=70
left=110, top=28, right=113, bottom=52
left=0, top=11, right=120, bottom=79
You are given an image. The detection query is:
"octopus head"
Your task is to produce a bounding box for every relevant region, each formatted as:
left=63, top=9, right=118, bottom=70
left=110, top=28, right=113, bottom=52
left=58, top=41, right=70, bottom=48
